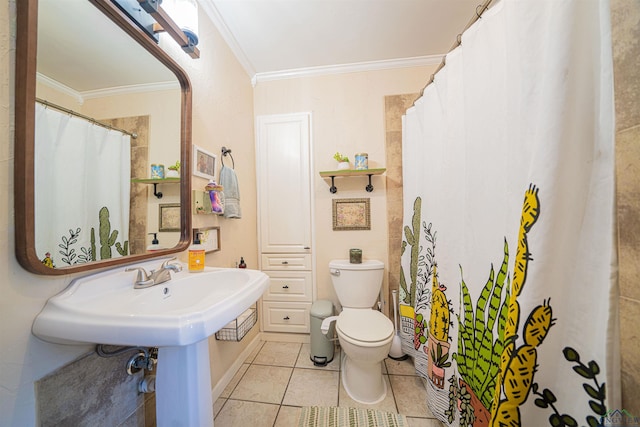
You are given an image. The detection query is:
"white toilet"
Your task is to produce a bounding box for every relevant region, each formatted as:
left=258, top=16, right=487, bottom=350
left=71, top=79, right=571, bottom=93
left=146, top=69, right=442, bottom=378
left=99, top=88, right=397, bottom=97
left=321, top=259, right=394, bottom=404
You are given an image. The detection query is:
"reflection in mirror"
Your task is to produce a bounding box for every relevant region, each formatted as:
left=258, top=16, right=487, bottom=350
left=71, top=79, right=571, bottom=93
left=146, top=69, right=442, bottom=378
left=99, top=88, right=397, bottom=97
left=15, top=0, right=192, bottom=275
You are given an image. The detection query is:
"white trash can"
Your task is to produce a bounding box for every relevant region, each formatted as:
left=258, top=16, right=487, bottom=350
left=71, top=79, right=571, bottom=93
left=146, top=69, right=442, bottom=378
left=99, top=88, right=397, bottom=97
left=310, top=300, right=335, bottom=366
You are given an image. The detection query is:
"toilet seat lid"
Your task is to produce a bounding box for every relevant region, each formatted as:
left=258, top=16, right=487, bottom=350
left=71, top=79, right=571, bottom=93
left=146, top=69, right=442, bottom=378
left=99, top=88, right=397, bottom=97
left=337, top=310, right=394, bottom=343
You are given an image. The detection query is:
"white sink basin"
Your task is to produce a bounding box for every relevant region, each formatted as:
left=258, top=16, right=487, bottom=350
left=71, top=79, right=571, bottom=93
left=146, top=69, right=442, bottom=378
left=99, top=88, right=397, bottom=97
left=33, top=259, right=269, bottom=347
left=33, top=259, right=269, bottom=427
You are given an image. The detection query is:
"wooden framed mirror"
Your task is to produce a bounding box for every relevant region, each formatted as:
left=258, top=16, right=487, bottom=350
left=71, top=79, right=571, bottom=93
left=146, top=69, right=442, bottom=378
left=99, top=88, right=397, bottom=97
left=15, top=0, right=192, bottom=275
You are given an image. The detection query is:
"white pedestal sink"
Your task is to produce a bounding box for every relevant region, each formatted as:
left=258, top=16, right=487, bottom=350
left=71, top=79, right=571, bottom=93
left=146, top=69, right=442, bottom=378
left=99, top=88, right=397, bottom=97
left=32, top=258, right=270, bottom=427
left=157, top=340, right=214, bottom=426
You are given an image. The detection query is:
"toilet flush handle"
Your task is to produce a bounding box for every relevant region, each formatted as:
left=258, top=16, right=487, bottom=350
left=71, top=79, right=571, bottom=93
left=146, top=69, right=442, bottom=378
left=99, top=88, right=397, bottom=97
left=330, top=268, right=340, bottom=276
left=320, top=316, right=338, bottom=335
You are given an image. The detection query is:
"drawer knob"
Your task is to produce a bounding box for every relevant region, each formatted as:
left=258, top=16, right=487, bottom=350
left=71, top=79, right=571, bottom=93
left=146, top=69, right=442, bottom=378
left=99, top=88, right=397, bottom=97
left=282, top=285, right=289, bottom=289
left=283, top=316, right=290, bottom=320
left=282, top=261, right=289, bottom=265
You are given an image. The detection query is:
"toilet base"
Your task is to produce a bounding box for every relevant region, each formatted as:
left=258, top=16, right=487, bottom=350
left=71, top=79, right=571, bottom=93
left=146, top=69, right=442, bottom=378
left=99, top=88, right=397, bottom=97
left=341, top=352, right=387, bottom=404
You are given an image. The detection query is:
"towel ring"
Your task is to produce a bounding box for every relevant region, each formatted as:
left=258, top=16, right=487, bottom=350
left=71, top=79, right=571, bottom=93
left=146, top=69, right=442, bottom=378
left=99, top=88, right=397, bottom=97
left=221, top=146, right=235, bottom=169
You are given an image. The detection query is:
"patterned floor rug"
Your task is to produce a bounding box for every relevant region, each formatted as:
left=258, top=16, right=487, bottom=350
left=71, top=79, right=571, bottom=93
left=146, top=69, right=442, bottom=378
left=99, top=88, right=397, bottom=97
left=298, top=406, right=408, bottom=427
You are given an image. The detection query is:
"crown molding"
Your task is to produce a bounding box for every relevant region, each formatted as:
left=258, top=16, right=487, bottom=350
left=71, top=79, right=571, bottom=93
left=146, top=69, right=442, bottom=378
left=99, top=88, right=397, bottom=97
left=37, top=73, right=180, bottom=102
left=36, top=73, right=84, bottom=104
left=198, top=0, right=256, bottom=78
left=81, top=81, right=181, bottom=100
left=199, top=1, right=441, bottom=86
left=252, top=55, right=443, bottom=85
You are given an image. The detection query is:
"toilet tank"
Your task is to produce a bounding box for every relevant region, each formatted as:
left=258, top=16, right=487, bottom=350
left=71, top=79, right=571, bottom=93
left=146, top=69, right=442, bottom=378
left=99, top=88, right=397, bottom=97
left=329, top=259, right=384, bottom=308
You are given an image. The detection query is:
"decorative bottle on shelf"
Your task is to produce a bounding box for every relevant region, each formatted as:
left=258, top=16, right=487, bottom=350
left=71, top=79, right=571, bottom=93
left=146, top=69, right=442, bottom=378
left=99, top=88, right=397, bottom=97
left=238, top=257, right=247, bottom=268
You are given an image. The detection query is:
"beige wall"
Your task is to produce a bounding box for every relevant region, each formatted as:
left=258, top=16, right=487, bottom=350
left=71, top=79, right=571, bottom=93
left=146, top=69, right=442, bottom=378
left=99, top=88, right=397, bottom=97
left=0, top=2, right=257, bottom=423
left=612, top=0, right=640, bottom=416
left=253, top=68, right=436, bottom=314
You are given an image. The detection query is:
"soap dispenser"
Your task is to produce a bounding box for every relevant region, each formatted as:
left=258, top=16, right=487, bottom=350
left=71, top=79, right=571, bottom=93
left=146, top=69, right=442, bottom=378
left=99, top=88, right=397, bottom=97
left=188, top=232, right=205, bottom=272
left=147, top=233, right=162, bottom=252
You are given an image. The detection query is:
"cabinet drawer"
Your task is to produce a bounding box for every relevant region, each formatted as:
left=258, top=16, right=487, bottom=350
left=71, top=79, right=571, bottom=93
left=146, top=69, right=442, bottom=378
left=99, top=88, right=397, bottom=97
left=262, top=302, right=311, bottom=333
left=263, top=271, right=312, bottom=302
left=261, top=254, right=311, bottom=270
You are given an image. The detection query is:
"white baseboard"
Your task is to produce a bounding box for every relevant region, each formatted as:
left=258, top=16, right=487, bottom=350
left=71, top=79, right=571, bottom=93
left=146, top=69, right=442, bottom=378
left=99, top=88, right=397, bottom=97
left=261, top=332, right=310, bottom=344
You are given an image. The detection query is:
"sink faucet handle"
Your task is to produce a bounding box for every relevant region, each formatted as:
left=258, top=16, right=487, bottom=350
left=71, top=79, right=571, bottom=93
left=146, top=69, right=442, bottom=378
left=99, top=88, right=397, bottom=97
left=161, top=257, right=182, bottom=272
left=161, top=257, right=177, bottom=267
left=125, top=267, right=154, bottom=287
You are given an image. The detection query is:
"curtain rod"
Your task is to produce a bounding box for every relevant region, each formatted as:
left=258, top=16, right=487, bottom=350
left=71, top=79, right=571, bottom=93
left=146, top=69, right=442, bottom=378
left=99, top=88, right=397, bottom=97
left=35, top=98, right=138, bottom=139
left=415, top=0, right=494, bottom=102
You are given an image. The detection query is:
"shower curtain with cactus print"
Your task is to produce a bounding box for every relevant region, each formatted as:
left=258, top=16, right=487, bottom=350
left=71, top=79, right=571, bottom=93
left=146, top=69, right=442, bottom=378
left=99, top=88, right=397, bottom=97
left=34, top=103, right=131, bottom=268
left=398, top=1, right=621, bottom=426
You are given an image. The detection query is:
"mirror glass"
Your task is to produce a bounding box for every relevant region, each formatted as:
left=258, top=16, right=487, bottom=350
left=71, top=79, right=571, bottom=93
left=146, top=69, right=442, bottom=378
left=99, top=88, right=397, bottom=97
left=15, top=0, right=192, bottom=275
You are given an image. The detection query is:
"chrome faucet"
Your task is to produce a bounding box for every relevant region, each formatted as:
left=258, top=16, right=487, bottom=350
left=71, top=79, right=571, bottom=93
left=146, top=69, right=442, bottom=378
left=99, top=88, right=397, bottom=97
left=126, top=258, right=183, bottom=289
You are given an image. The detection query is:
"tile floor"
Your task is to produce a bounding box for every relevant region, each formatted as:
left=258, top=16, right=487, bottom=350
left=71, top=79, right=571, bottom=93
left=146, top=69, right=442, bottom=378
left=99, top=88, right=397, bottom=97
left=213, top=340, right=445, bottom=427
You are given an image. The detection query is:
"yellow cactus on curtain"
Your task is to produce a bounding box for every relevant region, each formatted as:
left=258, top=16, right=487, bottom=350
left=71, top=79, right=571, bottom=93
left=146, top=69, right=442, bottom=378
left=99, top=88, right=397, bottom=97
left=490, top=185, right=555, bottom=426
left=427, top=267, right=452, bottom=388
left=429, top=267, right=450, bottom=343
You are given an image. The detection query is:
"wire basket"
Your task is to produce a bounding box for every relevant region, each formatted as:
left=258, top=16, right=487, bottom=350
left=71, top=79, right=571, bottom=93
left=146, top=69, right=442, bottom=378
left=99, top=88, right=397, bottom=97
left=215, top=306, right=257, bottom=341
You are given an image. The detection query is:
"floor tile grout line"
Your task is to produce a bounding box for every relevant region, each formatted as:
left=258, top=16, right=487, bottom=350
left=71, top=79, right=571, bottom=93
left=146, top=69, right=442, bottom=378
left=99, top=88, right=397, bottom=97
left=385, top=373, right=401, bottom=415
left=224, top=341, right=437, bottom=425
left=222, top=362, right=251, bottom=401
left=273, top=342, right=302, bottom=426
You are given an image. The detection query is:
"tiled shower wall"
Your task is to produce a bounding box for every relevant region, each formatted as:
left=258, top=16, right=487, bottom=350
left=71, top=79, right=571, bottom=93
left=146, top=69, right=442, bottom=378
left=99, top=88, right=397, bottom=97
left=384, top=93, right=419, bottom=308
left=104, top=115, right=150, bottom=256
left=612, top=0, right=640, bottom=416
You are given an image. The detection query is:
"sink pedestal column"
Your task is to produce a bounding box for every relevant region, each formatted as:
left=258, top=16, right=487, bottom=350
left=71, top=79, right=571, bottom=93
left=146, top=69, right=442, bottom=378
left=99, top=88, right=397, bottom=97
left=156, top=339, right=214, bottom=427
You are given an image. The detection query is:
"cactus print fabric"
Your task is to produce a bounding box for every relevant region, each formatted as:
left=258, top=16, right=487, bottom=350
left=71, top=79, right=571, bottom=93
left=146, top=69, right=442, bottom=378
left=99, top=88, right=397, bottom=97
left=34, top=103, right=131, bottom=267
left=399, top=1, right=619, bottom=426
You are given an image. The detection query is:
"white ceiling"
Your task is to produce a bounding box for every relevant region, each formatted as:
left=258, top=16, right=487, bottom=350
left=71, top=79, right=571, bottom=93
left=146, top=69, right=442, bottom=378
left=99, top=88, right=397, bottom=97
left=202, top=0, right=482, bottom=80
left=38, top=0, right=178, bottom=97
left=36, top=0, right=483, bottom=96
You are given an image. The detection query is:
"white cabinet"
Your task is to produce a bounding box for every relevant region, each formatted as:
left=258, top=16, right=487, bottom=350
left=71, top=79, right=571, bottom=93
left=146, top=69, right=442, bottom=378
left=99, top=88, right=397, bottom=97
left=262, top=302, right=311, bottom=333
left=263, top=271, right=313, bottom=302
left=260, top=254, right=311, bottom=270
left=256, top=113, right=312, bottom=254
left=256, top=113, right=314, bottom=333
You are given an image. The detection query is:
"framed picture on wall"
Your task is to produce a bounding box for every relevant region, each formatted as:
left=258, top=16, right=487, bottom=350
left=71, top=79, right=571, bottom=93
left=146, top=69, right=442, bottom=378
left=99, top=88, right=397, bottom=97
left=192, top=226, right=221, bottom=253
left=332, top=198, right=371, bottom=230
left=159, top=203, right=181, bottom=232
left=193, top=145, right=217, bottom=181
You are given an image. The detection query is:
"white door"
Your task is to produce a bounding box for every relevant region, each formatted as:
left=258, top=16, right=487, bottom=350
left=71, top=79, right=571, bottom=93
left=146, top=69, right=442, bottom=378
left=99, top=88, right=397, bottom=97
left=256, top=113, right=312, bottom=253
